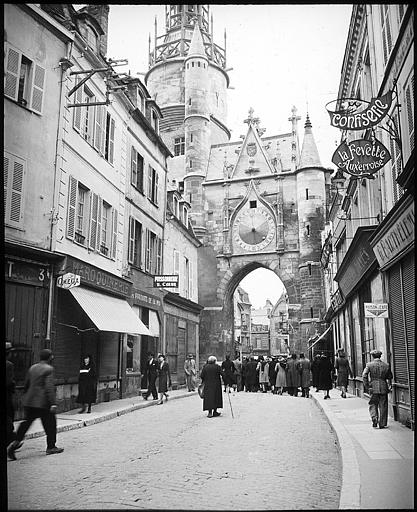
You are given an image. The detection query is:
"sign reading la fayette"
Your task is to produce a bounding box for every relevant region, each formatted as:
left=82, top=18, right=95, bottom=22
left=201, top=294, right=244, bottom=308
left=332, top=138, right=391, bottom=178
left=326, top=90, right=393, bottom=130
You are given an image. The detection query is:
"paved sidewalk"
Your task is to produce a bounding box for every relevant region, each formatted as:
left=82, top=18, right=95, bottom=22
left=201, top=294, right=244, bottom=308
left=13, top=386, right=414, bottom=510
left=311, top=387, right=414, bottom=510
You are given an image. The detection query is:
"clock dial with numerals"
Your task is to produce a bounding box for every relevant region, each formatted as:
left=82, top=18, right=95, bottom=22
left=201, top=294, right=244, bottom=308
left=233, top=208, right=275, bottom=251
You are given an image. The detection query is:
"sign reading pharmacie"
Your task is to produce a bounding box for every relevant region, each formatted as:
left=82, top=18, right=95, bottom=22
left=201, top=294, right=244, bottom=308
left=332, top=138, right=391, bottom=179
left=153, top=274, right=179, bottom=288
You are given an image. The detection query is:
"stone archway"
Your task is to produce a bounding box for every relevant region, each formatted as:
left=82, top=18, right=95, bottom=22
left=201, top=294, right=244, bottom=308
left=198, top=253, right=302, bottom=362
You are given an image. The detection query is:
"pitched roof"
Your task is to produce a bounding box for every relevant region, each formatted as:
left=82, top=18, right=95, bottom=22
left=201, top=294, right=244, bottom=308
left=187, top=21, right=207, bottom=59
left=298, top=114, right=322, bottom=169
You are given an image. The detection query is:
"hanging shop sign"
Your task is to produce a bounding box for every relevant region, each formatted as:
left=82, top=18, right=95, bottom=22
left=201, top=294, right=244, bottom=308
left=364, top=303, right=389, bottom=318
left=332, top=138, right=391, bottom=178
left=57, top=272, right=81, bottom=289
left=154, top=275, right=179, bottom=288
left=326, top=90, right=393, bottom=131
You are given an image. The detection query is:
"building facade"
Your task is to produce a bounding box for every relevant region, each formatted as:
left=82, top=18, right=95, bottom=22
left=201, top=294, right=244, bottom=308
left=322, top=5, right=414, bottom=428
left=269, top=292, right=290, bottom=356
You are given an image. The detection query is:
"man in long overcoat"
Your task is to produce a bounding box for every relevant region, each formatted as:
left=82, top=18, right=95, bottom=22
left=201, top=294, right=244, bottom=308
left=286, top=353, right=300, bottom=396
left=245, top=357, right=258, bottom=392
left=297, top=353, right=311, bottom=398
left=362, top=350, right=393, bottom=428
left=318, top=353, right=334, bottom=399
left=200, top=356, right=223, bottom=417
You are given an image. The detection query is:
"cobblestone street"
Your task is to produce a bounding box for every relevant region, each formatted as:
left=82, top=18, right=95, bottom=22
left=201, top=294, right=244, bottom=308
left=8, top=392, right=341, bottom=510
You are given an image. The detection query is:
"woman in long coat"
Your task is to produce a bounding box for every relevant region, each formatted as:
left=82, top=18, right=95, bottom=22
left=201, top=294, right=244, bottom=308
left=335, top=349, right=353, bottom=398
left=285, top=354, right=299, bottom=396
left=275, top=357, right=287, bottom=395
left=200, top=356, right=223, bottom=417
left=221, top=354, right=236, bottom=393
left=77, top=354, right=97, bottom=413
left=311, top=354, right=321, bottom=392
left=245, top=357, right=258, bottom=392
left=256, top=356, right=269, bottom=393
left=157, top=354, right=172, bottom=404
left=318, top=353, right=334, bottom=399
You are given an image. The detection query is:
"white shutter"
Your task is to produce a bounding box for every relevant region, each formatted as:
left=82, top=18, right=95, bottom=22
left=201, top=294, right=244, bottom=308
left=148, top=165, right=152, bottom=199
left=155, top=171, right=159, bottom=205
left=93, top=105, right=104, bottom=152
left=5, top=154, right=25, bottom=228
left=73, top=77, right=83, bottom=132
left=156, top=237, right=162, bottom=274
left=67, top=175, right=77, bottom=239
left=89, top=192, right=99, bottom=250
left=30, top=63, right=46, bottom=114
left=189, top=260, right=194, bottom=301
left=145, top=229, right=151, bottom=272
left=128, top=216, right=135, bottom=264
left=4, top=154, right=10, bottom=218
left=109, top=117, right=115, bottom=164
left=4, top=45, right=21, bottom=101
left=131, top=147, right=137, bottom=186
left=173, top=250, right=180, bottom=293
left=96, top=197, right=102, bottom=249
left=111, top=208, right=118, bottom=259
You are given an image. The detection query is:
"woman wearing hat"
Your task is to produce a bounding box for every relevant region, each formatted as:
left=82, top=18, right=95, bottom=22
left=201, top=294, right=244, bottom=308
left=335, top=348, right=353, bottom=398
left=200, top=355, right=223, bottom=417
left=77, top=354, right=97, bottom=413
left=157, top=354, right=172, bottom=404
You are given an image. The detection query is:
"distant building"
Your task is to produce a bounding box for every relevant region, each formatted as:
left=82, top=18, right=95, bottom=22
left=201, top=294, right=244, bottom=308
left=233, top=286, right=251, bottom=358
left=269, top=292, right=290, bottom=356
left=251, top=300, right=273, bottom=356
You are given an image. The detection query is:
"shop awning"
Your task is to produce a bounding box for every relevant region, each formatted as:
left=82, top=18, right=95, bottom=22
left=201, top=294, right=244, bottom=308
left=69, top=287, right=151, bottom=335
left=308, top=325, right=332, bottom=350
left=148, top=310, right=160, bottom=337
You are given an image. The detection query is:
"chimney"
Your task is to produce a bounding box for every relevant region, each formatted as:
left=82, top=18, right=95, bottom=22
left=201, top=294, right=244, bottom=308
left=86, top=4, right=109, bottom=57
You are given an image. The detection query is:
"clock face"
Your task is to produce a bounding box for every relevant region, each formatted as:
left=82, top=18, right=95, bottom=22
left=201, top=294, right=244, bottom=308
left=233, top=208, right=275, bottom=251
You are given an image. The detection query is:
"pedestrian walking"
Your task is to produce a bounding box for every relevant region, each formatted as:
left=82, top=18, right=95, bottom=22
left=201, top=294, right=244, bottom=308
left=256, top=355, right=269, bottom=393
left=275, top=356, right=287, bottom=395
left=157, top=354, right=172, bottom=404
left=362, top=350, right=393, bottom=428
left=184, top=353, right=196, bottom=392
left=6, top=341, right=21, bottom=451
left=245, top=357, right=258, bottom=392
left=233, top=354, right=243, bottom=392
left=221, top=354, right=236, bottom=393
left=335, top=349, right=353, bottom=398
left=268, top=356, right=278, bottom=393
left=286, top=353, right=299, bottom=396
left=200, top=355, right=223, bottom=417
left=311, top=354, right=321, bottom=392
left=77, top=354, right=97, bottom=413
left=143, top=352, right=158, bottom=401
left=317, top=353, right=334, bottom=399
left=7, top=349, right=64, bottom=460
left=241, top=356, right=249, bottom=391
left=298, top=353, right=312, bottom=398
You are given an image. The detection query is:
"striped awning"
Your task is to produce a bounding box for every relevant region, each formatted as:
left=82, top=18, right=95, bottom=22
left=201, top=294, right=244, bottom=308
left=69, top=286, right=151, bottom=335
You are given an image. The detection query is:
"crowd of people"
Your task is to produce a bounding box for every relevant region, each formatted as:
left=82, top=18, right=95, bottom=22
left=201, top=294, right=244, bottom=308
left=215, top=351, right=353, bottom=400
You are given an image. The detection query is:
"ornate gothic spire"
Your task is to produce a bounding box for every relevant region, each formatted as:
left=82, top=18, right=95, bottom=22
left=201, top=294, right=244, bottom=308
left=298, top=113, right=322, bottom=169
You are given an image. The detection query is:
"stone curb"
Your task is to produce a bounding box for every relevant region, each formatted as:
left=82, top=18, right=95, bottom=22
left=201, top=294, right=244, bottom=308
left=19, top=391, right=195, bottom=440
left=311, top=394, right=361, bottom=510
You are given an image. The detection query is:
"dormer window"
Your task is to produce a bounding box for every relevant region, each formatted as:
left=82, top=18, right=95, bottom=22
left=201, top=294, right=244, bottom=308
left=182, top=205, right=189, bottom=227
left=137, top=89, right=145, bottom=112
left=173, top=195, right=180, bottom=218
left=151, top=109, right=159, bottom=133
left=84, top=25, right=98, bottom=52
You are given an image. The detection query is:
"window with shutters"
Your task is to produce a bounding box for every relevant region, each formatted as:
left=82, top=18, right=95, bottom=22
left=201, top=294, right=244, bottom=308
left=131, top=147, right=144, bottom=192
left=4, top=152, right=25, bottom=229
left=66, top=177, right=90, bottom=245
left=128, top=217, right=143, bottom=268
left=148, top=166, right=159, bottom=205
left=403, top=73, right=414, bottom=157
left=4, top=44, right=46, bottom=114
left=380, top=5, right=393, bottom=65
left=145, top=229, right=160, bottom=274
left=72, top=77, right=96, bottom=144
left=100, top=202, right=111, bottom=256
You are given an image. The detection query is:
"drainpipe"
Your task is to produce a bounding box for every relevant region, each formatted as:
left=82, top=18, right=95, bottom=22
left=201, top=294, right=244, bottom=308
left=46, top=39, right=74, bottom=342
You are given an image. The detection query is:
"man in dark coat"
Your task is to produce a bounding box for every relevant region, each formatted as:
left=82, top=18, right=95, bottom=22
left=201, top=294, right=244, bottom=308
left=318, top=353, right=334, bottom=399
left=311, top=354, right=321, bottom=392
left=7, top=349, right=64, bottom=460
left=268, top=356, right=278, bottom=393
left=221, top=354, right=236, bottom=393
left=200, top=356, right=223, bottom=417
left=143, top=352, right=158, bottom=400
left=245, top=357, right=258, bottom=392
left=241, top=357, right=249, bottom=391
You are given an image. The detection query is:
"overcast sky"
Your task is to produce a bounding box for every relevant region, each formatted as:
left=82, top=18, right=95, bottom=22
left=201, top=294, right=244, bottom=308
left=105, top=4, right=353, bottom=307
